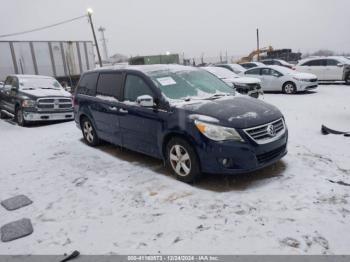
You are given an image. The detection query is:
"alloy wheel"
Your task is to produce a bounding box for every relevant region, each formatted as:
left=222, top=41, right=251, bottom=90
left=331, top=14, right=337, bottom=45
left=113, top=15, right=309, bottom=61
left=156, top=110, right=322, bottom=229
left=284, top=83, right=295, bottom=94
left=83, top=121, right=94, bottom=143
left=169, top=144, right=191, bottom=177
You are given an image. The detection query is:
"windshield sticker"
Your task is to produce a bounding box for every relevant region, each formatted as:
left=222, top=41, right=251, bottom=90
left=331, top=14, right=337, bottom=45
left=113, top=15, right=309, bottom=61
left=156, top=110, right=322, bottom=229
left=156, top=77, right=176, bottom=86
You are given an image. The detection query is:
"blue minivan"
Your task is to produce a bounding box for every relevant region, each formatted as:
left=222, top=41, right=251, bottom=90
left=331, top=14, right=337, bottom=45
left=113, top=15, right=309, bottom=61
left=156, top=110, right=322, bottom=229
left=74, top=65, right=287, bottom=182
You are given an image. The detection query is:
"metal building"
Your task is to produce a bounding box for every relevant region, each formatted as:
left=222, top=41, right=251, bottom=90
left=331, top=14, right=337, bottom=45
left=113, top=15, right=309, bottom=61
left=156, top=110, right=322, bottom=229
left=0, top=41, right=95, bottom=83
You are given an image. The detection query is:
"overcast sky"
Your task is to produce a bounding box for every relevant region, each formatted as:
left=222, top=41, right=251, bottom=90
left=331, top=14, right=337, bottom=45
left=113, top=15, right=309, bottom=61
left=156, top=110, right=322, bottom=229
left=1, top=0, right=349, bottom=59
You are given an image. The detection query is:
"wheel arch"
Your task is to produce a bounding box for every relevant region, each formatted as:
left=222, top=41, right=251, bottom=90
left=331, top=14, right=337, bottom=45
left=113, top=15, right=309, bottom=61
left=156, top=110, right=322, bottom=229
left=79, top=113, right=97, bottom=131
left=282, top=81, right=296, bottom=93
left=161, top=131, right=200, bottom=163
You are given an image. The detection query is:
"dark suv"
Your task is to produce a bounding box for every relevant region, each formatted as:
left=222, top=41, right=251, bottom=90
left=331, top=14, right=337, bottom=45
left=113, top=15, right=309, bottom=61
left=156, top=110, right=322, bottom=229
left=74, top=65, right=288, bottom=182
left=0, top=75, right=73, bottom=126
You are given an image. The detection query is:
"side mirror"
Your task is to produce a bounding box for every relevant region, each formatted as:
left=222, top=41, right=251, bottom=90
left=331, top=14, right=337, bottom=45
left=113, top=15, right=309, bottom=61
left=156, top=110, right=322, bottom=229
left=337, top=63, right=344, bottom=67
left=136, top=95, right=154, bottom=107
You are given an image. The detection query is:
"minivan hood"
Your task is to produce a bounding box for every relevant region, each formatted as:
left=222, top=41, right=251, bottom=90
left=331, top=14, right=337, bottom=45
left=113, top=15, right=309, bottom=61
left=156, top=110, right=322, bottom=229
left=174, top=96, right=282, bottom=129
left=20, top=88, right=72, bottom=98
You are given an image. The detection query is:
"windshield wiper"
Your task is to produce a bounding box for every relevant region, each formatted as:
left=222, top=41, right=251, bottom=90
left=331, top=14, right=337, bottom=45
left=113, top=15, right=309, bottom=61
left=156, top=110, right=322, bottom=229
left=203, top=93, right=229, bottom=100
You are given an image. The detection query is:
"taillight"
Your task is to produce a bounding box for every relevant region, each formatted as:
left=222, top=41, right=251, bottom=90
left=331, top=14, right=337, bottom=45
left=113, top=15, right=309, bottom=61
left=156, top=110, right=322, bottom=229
left=72, top=96, right=78, bottom=107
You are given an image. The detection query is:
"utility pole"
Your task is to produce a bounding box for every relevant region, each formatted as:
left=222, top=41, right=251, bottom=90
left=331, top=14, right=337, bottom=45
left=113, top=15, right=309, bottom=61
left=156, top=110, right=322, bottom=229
left=256, top=28, right=260, bottom=61
left=87, top=8, right=102, bottom=67
left=98, top=26, right=109, bottom=62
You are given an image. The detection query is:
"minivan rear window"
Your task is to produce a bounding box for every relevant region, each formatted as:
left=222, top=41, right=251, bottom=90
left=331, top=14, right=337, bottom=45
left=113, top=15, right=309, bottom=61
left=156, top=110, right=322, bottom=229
left=96, top=73, right=123, bottom=98
left=76, top=73, right=98, bottom=96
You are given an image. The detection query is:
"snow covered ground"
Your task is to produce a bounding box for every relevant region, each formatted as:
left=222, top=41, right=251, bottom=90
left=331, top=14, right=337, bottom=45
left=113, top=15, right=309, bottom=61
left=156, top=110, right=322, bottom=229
left=0, top=84, right=349, bottom=255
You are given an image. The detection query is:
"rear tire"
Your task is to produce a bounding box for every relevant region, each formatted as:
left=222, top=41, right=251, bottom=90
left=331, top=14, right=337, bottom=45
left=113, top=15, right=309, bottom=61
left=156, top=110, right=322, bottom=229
left=81, top=117, right=100, bottom=146
left=345, top=73, right=350, bottom=85
left=15, top=106, right=27, bottom=127
left=166, top=137, right=202, bottom=183
left=282, top=82, right=297, bottom=94
left=0, top=110, right=7, bottom=119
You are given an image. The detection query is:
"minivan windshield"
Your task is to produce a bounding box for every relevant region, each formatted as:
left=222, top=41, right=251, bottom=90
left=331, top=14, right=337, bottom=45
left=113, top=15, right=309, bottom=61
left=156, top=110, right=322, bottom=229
left=147, top=68, right=235, bottom=100
left=19, top=77, right=62, bottom=90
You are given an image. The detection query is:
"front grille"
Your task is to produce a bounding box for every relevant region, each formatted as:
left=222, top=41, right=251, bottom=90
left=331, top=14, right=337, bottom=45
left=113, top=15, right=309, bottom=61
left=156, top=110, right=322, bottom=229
left=58, top=98, right=72, bottom=103
left=244, top=118, right=286, bottom=144
left=37, top=97, right=72, bottom=111
left=37, top=104, right=54, bottom=109
left=257, top=145, right=286, bottom=164
left=59, top=104, right=72, bottom=109
left=38, top=98, right=54, bottom=103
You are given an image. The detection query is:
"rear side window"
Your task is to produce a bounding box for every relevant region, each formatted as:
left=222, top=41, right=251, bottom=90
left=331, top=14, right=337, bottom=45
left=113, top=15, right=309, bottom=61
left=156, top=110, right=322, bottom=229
left=96, top=72, right=123, bottom=99
left=245, top=68, right=260, bottom=75
left=124, top=74, right=154, bottom=102
left=302, top=59, right=325, bottom=66
left=76, top=73, right=98, bottom=96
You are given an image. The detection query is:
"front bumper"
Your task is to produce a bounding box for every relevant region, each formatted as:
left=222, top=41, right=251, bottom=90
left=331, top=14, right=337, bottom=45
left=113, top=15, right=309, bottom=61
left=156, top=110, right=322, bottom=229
left=297, top=81, right=318, bottom=91
left=23, top=111, right=74, bottom=121
left=195, top=130, right=288, bottom=174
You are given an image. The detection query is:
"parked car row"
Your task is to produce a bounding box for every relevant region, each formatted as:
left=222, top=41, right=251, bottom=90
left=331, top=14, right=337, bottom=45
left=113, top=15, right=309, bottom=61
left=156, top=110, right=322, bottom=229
left=2, top=55, right=347, bottom=183
left=232, top=56, right=350, bottom=84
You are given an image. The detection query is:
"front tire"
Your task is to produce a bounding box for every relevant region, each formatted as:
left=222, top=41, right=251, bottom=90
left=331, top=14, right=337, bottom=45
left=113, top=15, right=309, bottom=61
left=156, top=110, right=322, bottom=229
left=15, top=106, right=27, bottom=127
left=166, top=137, right=201, bottom=183
left=81, top=117, right=99, bottom=146
left=282, top=82, right=297, bottom=94
left=250, top=92, right=259, bottom=99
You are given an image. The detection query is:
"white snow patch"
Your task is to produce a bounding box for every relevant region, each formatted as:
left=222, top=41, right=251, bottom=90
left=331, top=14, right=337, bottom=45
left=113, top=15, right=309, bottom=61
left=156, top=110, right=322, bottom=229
left=228, top=112, right=258, bottom=121
left=96, top=95, right=119, bottom=102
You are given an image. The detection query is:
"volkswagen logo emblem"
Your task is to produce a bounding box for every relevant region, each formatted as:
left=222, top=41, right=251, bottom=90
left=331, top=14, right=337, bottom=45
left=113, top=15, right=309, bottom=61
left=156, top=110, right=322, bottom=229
left=266, top=124, right=276, bottom=137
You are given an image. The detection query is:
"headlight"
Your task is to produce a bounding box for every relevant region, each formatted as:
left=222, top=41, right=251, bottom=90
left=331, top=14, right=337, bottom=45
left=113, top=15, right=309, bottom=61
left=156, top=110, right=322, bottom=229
left=22, top=99, right=36, bottom=107
left=293, top=77, right=309, bottom=82
left=195, top=120, right=244, bottom=142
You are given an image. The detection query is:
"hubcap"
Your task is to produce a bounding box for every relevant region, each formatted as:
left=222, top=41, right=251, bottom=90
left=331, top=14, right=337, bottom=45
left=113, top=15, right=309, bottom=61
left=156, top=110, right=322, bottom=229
left=169, top=145, right=191, bottom=177
left=285, top=84, right=294, bottom=94
left=83, top=121, right=94, bottom=143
